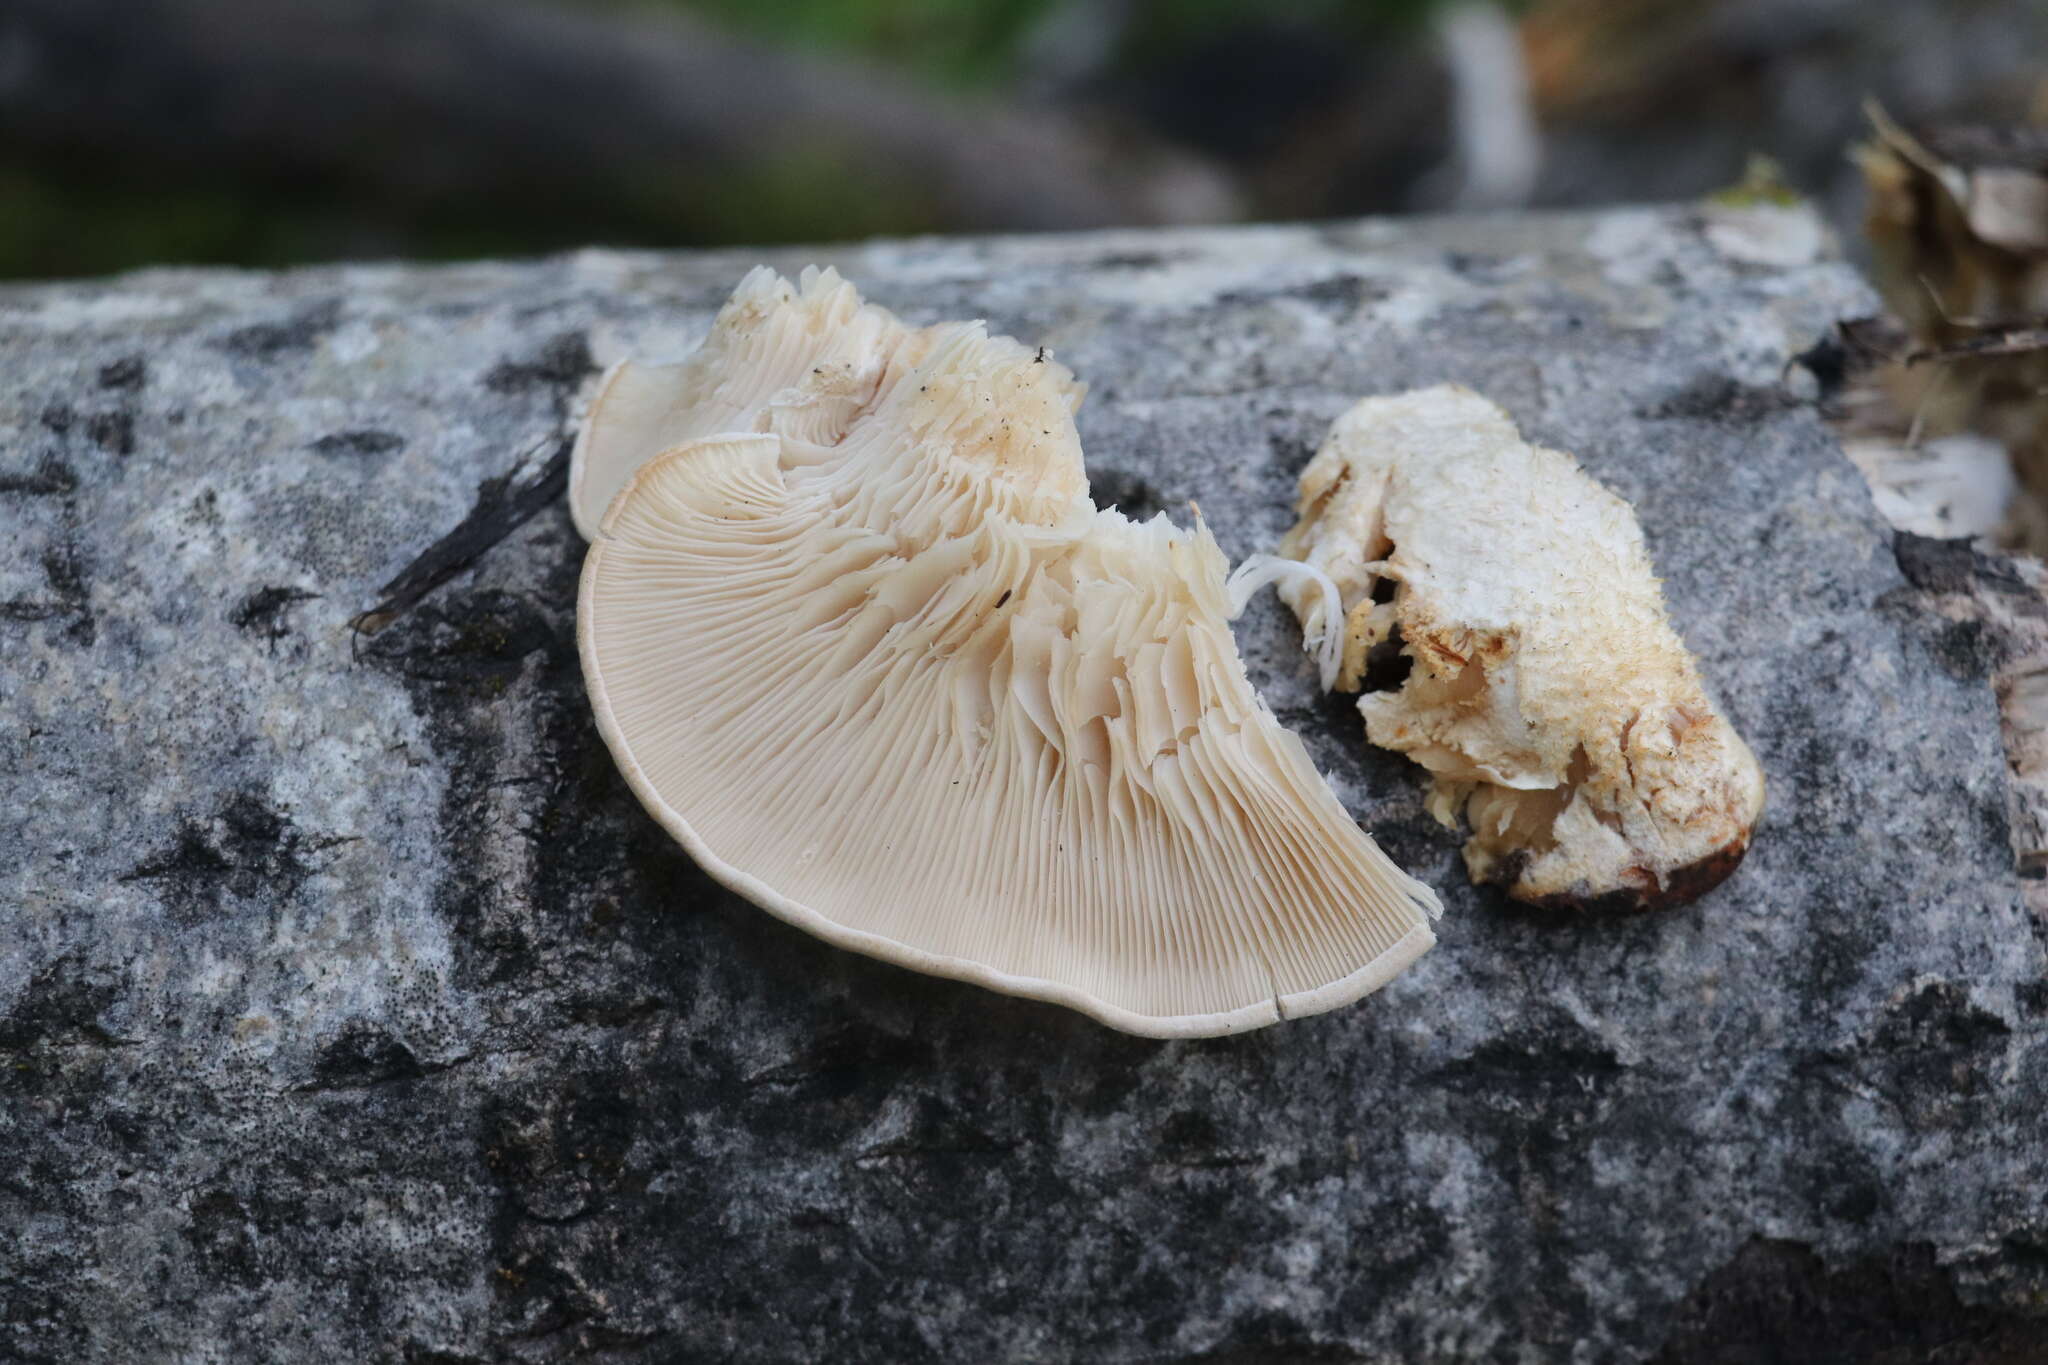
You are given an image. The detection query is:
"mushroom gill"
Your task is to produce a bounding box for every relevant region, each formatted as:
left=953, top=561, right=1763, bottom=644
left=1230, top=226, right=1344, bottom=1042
left=568, top=264, right=1083, bottom=539
left=578, top=274, right=1439, bottom=1037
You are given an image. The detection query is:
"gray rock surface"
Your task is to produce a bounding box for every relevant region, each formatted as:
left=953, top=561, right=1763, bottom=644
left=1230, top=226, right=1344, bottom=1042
left=3, top=205, right=2045, bottom=1363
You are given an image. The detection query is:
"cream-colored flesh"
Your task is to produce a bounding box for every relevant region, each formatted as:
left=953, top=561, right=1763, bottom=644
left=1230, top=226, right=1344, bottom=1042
left=1273, top=385, right=1764, bottom=909
left=578, top=292, right=1440, bottom=1036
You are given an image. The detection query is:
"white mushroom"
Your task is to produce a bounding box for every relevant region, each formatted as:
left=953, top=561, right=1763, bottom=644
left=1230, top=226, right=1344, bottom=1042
left=578, top=274, right=1440, bottom=1037
left=1253, top=384, right=1764, bottom=911
left=569, top=264, right=1081, bottom=539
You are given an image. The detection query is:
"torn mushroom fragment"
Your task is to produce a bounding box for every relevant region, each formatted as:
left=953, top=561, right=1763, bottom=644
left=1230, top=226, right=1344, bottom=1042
left=578, top=272, right=1440, bottom=1037
left=570, top=265, right=905, bottom=540
left=1253, top=384, right=1764, bottom=911
left=569, top=263, right=1083, bottom=539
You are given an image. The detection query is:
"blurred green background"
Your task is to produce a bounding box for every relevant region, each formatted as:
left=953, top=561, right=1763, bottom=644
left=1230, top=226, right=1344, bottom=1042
left=1, top=0, right=2041, bottom=279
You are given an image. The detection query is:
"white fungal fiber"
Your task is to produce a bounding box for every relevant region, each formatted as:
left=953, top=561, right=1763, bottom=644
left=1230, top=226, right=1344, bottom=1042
left=1226, top=552, right=1345, bottom=694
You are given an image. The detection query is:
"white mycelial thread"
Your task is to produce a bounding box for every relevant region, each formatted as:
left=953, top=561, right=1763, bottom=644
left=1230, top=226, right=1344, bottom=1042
left=577, top=272, right=1440, bottom=1037
left=1225, top=553, right=1345, bottom=693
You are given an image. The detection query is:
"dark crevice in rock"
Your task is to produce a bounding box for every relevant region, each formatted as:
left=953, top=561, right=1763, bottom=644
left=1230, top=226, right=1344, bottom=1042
left=83, top=410, right=134, bottom=456
left=3, top=542, right=96, bottom=644
left=1267, top=431, right=1317, bottom=471
left=1894, top=530, right=2040, bottom=601
left=1788, top=316, right=1909, bottom=412
left=1218, top=274, right=1386, bottom=311
left=1923, top=614, right=2004, bottom=680
left=40, top=544, right=88, bottom=605
left=1164, top=1348, right=1376, bottom=1365
left=1154, top=1111, right=1258, bottom=1171
left=481, top=1079, right=644, bottom=1254
left=1999, top=1231, right=2048, bottom=1271
left=0, top=597, right=75, bottom=623
left=1444, top=251, right=1507, bottom=280
left=559, top=993, right=667, bottom=1030
left=229, top=585, right=319, bottom=641
left=744, top=1026, right=938, bottom=1097
left=1162, top=1313, right=1381, bottom=1365
left=1088, top=466, right=1161, bottom=520
left=121, top=824, right=232, bottom=885
left=1429, top=1026, right=1627, bottom=1110
left=1085, top=250, right=1184, bottom=270
left=95, top=355, right=146, bottom=390
left=184, top=1190, right=266, bottom=1288
left=1273, top=677, right=1375, bottom=737
left=850, top=1136, right=1020, bottom=1165
left=296, top=1026, right=471, bottom=1094
left=1800, top=979, right=2021, bottom=1115
left=1871, top=978, right=2014, bottom=1051
left=483, top=331, right=595, bottom=402
left=119, top=792, right=318, bottom=919
left=1154, top=1153, right=1259, bottom=1172
left=304, top=1024, right=426, bottom=1091
left=1652, top=1237, right=2047, bottom=1364
left=311, top=429, right=406, bottom=458
left=846, top=1094, right=1022, bottom=1168
left=1639, top=373, right=1804, bottom=422
left=215, top=299, right=343, bottom=359
left=0, top=454, right=78, bottom=495
left=401, top=1348, right=492, bottom=1365
left=0, top=957, right=129, bottom=1054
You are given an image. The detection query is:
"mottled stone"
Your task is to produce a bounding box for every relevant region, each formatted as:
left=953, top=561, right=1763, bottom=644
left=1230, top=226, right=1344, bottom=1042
left=1, top=205, right=2043, bottom=1362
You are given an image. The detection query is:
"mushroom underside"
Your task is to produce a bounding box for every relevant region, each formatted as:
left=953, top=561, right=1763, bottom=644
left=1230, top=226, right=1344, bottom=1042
left=577, top=289, right=1442, bottom=1037
left=583, top=439, right=1437, bottom=1035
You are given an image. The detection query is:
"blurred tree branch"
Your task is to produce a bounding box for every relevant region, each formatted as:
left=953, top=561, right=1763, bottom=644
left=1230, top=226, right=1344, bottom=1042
left=0, top=0, right=1235, bottom=256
